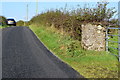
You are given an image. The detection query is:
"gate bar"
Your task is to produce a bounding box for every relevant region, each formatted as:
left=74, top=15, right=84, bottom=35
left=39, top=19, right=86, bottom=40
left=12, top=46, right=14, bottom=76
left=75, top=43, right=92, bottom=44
left=107, top=47, right=118, bottom=50
left=106, top=27, right=120, bottom=62
left=108, top=27, right=120, bottom=29
left=107, top=40, right=120, bottom=43
left=107, top=34, right=120, bottom=36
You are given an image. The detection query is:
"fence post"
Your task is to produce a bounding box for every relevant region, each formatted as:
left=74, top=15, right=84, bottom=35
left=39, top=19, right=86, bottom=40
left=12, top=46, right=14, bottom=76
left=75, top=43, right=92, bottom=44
left=118, top=29, right=120, bottom=62
left=106, top=27, right=108, bottom=52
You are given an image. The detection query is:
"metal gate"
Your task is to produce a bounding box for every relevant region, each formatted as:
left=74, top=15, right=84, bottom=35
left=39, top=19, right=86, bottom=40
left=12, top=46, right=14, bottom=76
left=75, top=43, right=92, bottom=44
left=106, top=27, right=120, bottom=62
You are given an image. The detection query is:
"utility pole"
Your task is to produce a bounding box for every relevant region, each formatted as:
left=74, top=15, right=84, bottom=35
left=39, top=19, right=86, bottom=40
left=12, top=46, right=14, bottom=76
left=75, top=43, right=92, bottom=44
left=27, top=4, right=28, bottom=21
left=36, top=0, right=38, bottom=15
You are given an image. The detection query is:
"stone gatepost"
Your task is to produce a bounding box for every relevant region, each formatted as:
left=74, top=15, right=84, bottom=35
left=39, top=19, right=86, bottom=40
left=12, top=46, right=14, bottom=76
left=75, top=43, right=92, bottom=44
left=81, top=24, right=106, bottom=51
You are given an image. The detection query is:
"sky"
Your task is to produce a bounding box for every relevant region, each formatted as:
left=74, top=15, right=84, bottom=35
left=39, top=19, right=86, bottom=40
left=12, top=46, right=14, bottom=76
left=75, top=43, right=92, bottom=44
left=1, top=0, right=120, bottom=2
left=1, top=1, right=119, bottom=21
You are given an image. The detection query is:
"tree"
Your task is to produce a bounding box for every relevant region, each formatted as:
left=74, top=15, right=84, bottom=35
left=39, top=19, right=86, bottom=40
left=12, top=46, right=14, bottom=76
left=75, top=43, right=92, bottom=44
left=95, top=2, right=117, bottom=22
left=16, top=20, right=25, bottom=26
left=0, top=16, right=7, bottom=26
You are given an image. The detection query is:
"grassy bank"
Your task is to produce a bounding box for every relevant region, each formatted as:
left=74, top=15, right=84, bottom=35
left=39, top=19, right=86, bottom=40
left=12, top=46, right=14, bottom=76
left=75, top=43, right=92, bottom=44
left=30, top=24, right=118, bottom=78
left=0, top=25, right=9, bottom=29
left=0, top=26, right=2, bottom=29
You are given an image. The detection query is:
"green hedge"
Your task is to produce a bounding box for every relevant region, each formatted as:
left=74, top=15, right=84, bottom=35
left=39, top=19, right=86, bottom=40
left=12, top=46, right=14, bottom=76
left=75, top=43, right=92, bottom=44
left=0, top=16, right=7, bottom=26
left=29, top=2, right=117, bottom=41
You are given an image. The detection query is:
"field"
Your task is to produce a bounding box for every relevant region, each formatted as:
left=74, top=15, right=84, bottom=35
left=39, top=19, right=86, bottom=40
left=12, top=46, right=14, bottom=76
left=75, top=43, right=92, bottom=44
left=30, top=25, right=118, bottom=78
left=108, top=30, right=119, bottom=57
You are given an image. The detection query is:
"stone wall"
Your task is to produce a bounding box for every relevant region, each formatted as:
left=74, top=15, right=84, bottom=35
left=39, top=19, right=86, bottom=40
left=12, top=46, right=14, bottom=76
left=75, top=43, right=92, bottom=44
left=81, top=24, right=106, bottom=51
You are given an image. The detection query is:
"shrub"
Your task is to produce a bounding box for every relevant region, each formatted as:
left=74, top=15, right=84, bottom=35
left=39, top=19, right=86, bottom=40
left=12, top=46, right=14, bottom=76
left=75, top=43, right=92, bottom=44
left=0, top=16, right=7, bottom=26
left=29, top=2, right=117, bottom=41
left=16, top=20, right=25, bottom=26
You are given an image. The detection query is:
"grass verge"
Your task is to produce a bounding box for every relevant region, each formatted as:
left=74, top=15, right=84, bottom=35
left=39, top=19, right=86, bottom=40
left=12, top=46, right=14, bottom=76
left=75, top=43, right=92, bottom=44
left=29, top=24, right=118, bottom=78
left=0, top=26, right=2, bottom=29
left=0, top=25, right=9, bottom=29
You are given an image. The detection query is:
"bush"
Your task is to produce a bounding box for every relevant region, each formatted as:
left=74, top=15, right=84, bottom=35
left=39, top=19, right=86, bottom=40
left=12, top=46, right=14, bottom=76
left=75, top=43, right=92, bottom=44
left=0, top=16, right=7, bottom=26
left=29, top=2, right=117, bottom=41
left=16, top=20, right=25, bottom=26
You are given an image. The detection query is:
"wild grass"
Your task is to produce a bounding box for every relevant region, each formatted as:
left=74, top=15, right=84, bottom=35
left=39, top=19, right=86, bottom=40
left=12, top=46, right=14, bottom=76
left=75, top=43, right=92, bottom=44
left=0, top=26, right=2, bottom=29
left=0, top=25, right=8, bottom=29
left=30, top=24, right=118, bottom=78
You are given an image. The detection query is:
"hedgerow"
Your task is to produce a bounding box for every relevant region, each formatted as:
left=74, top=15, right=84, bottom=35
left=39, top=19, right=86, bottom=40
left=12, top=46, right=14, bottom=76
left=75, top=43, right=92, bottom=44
left=29, top=2, right=117, bottom=41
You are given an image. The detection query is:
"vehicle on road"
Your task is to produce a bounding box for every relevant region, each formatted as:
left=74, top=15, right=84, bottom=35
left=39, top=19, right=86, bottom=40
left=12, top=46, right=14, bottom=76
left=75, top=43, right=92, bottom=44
left=6, top=18, right=16, bottom=26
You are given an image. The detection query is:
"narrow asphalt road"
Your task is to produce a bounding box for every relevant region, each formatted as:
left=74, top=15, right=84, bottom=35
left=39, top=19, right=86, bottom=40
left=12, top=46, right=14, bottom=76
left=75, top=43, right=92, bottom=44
left=2, top=26, right=84, bottom=78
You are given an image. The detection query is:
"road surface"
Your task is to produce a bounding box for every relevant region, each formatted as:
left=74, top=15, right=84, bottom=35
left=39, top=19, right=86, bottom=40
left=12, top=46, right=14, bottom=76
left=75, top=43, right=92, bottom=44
left=2, top=26, right=84, bottom=78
